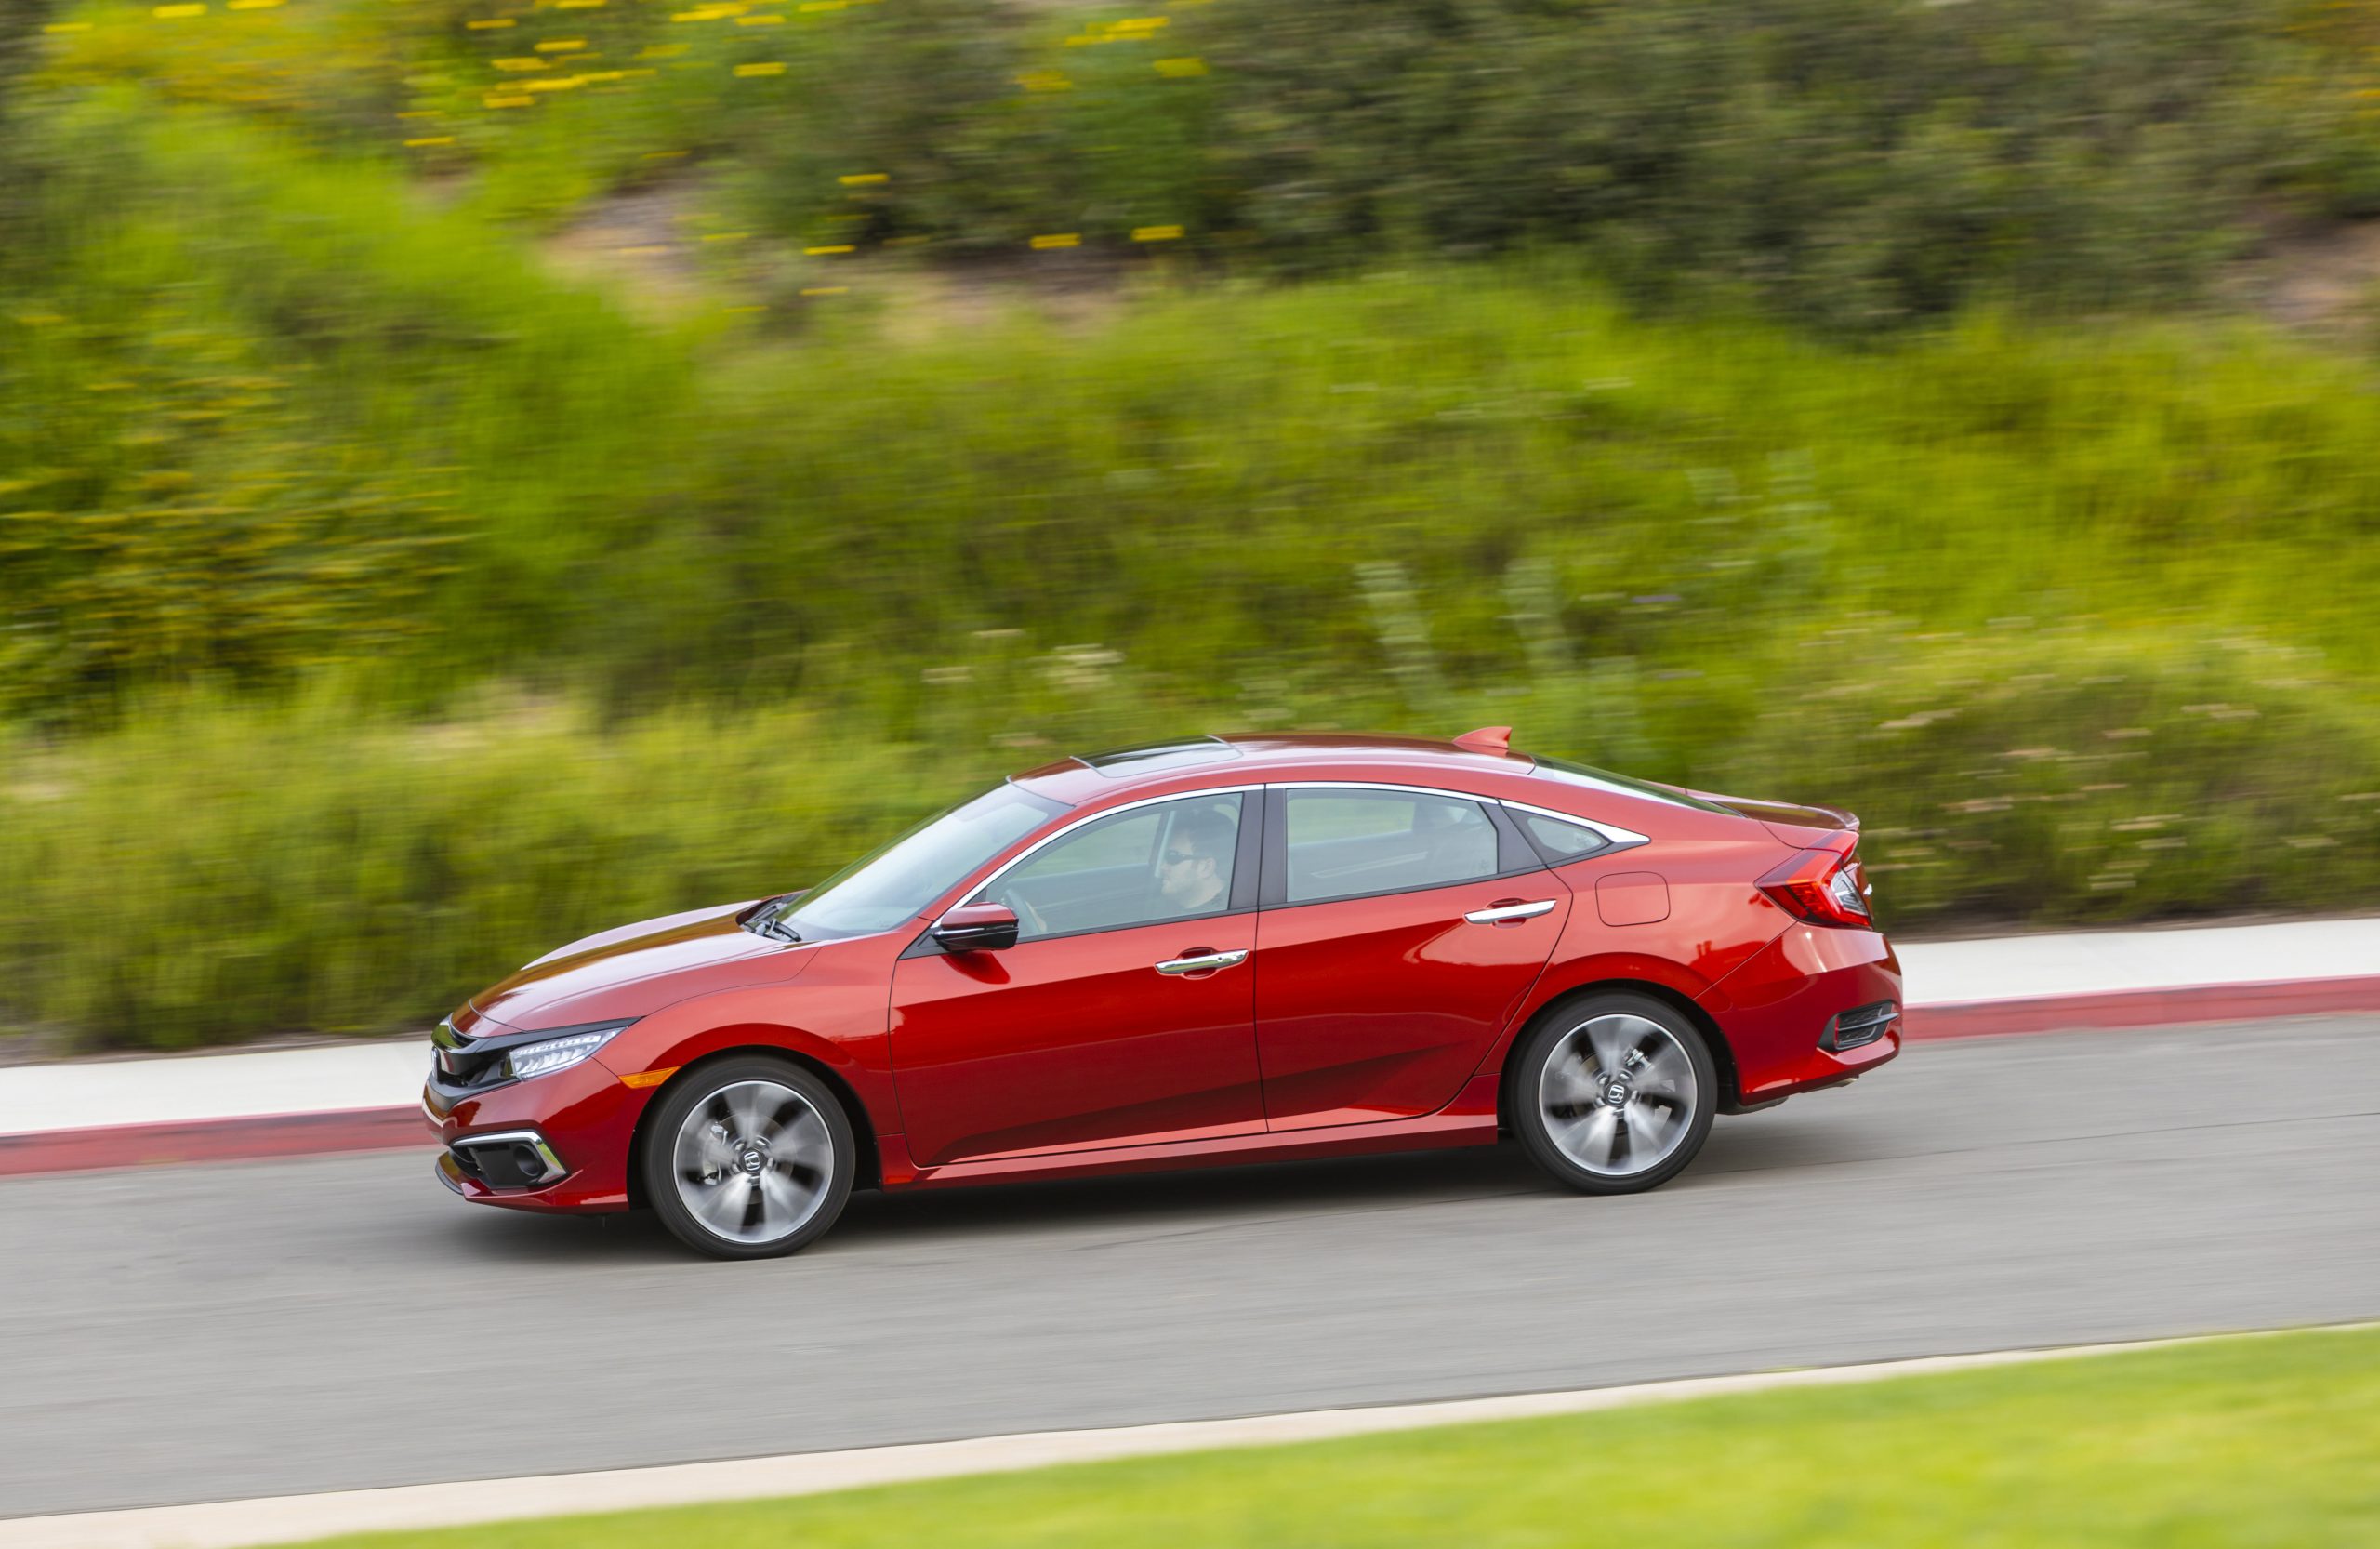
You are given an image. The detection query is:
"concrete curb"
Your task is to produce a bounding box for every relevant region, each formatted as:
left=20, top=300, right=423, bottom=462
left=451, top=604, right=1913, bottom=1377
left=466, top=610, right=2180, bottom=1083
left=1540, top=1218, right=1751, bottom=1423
left=0, top=1107, right=425, bottom=1179
left=1, top=974, right=2372, bottom=1179
left=5, top=1323, right=2365, bottom=1549
left=1901, top=973, right=2380, bottom=1040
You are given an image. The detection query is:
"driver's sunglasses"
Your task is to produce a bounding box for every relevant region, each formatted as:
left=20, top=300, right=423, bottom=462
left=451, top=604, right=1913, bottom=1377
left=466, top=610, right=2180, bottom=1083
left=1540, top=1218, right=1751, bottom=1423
left=1161, top=849, right=1200, bottom=867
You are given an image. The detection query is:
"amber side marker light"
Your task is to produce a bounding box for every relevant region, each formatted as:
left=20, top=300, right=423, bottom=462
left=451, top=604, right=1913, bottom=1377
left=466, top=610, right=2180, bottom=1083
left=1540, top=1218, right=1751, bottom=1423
left=619, top=1067, right=681, bottom=1090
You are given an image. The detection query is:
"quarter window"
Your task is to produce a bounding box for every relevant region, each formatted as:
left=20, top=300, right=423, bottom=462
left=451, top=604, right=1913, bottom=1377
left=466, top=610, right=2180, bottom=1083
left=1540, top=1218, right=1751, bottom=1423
left=1518, top=811, right=1611, bottom=862
left=1282, top=789, right=1502, bottom=904
left=975, top=794, right=1243, bottom=941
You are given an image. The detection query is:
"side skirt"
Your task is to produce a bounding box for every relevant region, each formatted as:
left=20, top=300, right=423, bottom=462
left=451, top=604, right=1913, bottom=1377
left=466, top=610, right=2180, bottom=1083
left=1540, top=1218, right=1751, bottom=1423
left=888, top=1107, right=1501, bottom=1192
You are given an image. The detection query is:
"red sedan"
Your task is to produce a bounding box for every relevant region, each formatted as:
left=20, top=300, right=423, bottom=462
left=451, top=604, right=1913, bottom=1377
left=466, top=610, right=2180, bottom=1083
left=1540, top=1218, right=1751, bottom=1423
left=425, top=730, right=1901, bottom=1258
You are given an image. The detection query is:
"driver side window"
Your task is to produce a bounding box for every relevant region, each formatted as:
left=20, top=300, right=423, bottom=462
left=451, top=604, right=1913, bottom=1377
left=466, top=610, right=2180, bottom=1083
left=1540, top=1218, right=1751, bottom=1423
left=979, top=794, right=1244, bottom=941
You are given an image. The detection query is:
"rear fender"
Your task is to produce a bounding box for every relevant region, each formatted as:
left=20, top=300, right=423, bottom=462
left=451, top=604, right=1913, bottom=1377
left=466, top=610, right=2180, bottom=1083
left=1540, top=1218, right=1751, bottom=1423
left=1475, top=949, right=1722, bottom=1081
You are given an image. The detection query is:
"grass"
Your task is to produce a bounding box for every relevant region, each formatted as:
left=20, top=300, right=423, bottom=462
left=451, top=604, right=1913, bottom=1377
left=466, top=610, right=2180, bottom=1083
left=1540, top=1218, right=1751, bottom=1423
left=290, top=1325, right=2380, bottom=1549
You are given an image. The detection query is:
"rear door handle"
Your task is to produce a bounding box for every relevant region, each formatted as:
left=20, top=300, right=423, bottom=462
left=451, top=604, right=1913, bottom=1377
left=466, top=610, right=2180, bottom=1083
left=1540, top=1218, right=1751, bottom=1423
left=1155, top=948, right=1250, bottom=975
left=1463, top=899, right=1558, bottom=925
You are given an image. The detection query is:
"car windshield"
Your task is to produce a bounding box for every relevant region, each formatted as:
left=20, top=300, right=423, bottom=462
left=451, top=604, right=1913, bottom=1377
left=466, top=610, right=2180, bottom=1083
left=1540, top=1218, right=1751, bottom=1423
left=775, top=784, right=1067, bottom=941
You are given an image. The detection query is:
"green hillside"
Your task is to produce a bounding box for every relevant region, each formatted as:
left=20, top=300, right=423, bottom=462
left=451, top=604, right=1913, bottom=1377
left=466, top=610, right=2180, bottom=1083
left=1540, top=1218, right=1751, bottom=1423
left=4, top=1, right=2378, bottom=1048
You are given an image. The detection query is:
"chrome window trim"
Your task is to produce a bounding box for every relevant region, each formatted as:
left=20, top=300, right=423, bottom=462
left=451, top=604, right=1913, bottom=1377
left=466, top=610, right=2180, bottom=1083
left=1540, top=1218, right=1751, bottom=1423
left=959, top=784, right=1264, bottom=910
left=1268, top=779, right=1485, bottom=798
left=946, top=779, right=1649, bottom=932
left=1264, top=781, right=1652, bottom=850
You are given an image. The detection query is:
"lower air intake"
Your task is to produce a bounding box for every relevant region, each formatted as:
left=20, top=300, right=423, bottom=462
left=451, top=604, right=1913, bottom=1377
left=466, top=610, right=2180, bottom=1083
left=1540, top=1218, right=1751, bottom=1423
left=449, top=1131, right=566, bottom=1189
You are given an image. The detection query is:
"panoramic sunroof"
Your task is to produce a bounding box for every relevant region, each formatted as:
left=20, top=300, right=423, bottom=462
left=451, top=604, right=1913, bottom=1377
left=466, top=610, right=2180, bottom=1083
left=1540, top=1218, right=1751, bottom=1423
left=1077, top=735, right=1242, bottom=778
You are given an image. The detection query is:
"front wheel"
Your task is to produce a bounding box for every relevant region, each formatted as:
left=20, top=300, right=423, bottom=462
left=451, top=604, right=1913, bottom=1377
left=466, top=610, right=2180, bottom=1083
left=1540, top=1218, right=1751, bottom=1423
left=643, top=1057, right=855, bottom=1259
left=1511, top=993, right=1717, bottom=1195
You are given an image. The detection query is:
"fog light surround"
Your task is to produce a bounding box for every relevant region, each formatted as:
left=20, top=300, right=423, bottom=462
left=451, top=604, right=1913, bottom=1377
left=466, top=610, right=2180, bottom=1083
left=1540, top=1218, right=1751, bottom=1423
left=449, top=1130, right=568, bottom=1189
left=1820, top=1000, right=1899, bottom=1053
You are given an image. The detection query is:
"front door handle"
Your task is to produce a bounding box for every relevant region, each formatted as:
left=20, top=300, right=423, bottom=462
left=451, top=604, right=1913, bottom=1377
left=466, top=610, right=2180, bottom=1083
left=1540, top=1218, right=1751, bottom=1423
left=1463, top=899, right=1558, bottom=925
left=1155, top=948, right=1250, bottom=975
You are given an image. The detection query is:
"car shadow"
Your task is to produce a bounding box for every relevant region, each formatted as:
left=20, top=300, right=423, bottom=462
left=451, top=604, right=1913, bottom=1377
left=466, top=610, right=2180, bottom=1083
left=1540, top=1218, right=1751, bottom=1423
left=830, top=1143, right=1551, bottom=1245
left=428, top=1145, right=1554, bottom=1266
left=432, top=1114, right=1867, bottom=1265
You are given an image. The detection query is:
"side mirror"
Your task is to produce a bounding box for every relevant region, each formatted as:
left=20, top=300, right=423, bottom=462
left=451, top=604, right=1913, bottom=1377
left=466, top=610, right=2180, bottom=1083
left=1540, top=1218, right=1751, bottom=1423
left=932, top=901, right=1019, bottom=954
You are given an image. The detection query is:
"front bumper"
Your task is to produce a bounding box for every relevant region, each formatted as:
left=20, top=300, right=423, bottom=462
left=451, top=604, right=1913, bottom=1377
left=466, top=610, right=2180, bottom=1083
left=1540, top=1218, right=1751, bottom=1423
left=421, top=1055, right=640, bottom=1212
left=1697, top=924, right=1904, bottom=1105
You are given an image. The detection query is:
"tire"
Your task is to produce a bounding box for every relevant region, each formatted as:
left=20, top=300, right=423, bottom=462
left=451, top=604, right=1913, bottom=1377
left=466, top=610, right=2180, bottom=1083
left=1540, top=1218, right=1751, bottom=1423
left=1510, top=991, right=1717, bottom=1195
left=642, top=1057, right=856, bottom=1260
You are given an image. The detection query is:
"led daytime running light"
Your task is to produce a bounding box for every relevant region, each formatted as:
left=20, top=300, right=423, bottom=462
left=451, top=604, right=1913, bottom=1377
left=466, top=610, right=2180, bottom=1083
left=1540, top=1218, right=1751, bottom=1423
left=502, top=1025, right=628, bottom=1081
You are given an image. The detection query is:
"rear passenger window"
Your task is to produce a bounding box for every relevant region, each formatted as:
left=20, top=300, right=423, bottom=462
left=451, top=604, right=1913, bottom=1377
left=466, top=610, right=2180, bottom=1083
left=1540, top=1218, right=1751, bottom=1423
left=1283, top=790, right=1502, bottom=904
left=1518, top=812, right=1610, bottom=862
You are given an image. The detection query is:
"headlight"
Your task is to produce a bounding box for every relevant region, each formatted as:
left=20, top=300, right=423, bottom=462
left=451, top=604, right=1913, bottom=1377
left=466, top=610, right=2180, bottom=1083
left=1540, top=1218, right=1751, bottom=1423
left=501, top=1022, right=633, bottom=1081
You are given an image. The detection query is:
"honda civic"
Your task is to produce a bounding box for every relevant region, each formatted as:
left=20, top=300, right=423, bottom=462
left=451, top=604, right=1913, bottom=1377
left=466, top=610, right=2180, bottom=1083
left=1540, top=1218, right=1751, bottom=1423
left=424, top=729, right=1901, bottom=1258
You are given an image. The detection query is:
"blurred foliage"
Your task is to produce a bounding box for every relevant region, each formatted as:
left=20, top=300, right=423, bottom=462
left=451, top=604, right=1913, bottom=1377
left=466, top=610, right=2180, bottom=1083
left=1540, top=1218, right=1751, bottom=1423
left=7, top=5, right=2380, bottom=1046
left=8, top=108, right=2380, bottom=722
left=2, top=95, right=682, bottom=708
left=1207, top=0, right=2292, bottom=325
left=0, top=689, right=988, bottom=1047
left=4, top=627, right=2376, bottom=1049
left=2266, top=0, right=2380, bottom=217
left=1719, top=629, right=2380, bottom=924
left=26, top=0, right=2380, bottom=297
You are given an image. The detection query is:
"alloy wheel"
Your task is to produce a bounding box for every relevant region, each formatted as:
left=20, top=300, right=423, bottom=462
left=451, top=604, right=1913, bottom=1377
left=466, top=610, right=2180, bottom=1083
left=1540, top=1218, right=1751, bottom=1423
left=1536, top=1012, right=1701, bottom=1178
left=670, top=1079, right=836, bottom=1246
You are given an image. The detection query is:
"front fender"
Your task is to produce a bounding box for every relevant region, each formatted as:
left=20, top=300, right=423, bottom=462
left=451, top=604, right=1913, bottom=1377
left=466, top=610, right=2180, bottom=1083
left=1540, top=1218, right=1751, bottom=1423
left=591, top=979, right=902, bottom=1138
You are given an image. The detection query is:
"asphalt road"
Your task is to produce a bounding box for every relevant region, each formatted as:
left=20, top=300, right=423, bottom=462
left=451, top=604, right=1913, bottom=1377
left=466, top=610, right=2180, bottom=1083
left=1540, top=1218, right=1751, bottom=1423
left=5, top=1017, right=2376, bottom=1520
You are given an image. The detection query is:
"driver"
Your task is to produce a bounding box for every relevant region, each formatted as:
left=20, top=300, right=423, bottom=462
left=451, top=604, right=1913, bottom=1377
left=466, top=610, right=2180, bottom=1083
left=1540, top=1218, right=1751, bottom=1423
left=1157, top=808, right=1235, bottom=916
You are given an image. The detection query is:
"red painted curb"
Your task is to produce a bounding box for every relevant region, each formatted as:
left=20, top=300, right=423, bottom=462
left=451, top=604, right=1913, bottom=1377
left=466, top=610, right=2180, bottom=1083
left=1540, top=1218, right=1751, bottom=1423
left=1903, top=975, right=2380, bottom=1041
left=1, top=978, right=2373, bottom=1179
left=0, top=1105, right=424, bottom=1178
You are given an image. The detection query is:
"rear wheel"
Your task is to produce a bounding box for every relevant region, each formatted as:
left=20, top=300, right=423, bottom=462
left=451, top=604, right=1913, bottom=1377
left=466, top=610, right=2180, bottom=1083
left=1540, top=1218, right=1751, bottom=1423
left=1511, top=992, right=1716, bottom=1194
left=643, top=1058, right=855, bottom=1259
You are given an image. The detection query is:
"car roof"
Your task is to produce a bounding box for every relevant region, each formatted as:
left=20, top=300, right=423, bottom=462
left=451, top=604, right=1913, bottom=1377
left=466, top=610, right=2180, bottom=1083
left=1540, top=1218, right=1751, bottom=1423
left=1011, top=732, right=1539, bottom=806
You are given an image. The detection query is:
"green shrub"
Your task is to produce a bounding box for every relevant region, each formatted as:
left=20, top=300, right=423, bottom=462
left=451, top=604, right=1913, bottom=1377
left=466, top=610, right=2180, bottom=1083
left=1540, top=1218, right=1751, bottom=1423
left=36, top=0, right=2380, bottom=310
left=9, top=109, right=2380, bottom=726
left=0, top=94, right=686, bottom=719
left=5, top=622, right=2374, bottom=1051
left=0, top=689, right=987, bottom=1048
left=1716, top=629, right=2380, bottom=926
left=1205, top=0, right=2294, bottom=324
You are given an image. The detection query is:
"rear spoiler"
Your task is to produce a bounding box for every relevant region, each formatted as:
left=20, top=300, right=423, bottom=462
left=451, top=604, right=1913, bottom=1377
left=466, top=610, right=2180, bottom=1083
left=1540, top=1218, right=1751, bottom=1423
left=1678, top=788, right=1860, bottom=852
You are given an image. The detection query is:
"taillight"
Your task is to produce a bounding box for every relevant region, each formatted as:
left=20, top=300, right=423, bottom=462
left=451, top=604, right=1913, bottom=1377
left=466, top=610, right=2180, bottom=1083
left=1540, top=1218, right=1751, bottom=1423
left=1758, top=845, right=1873, bottom=928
